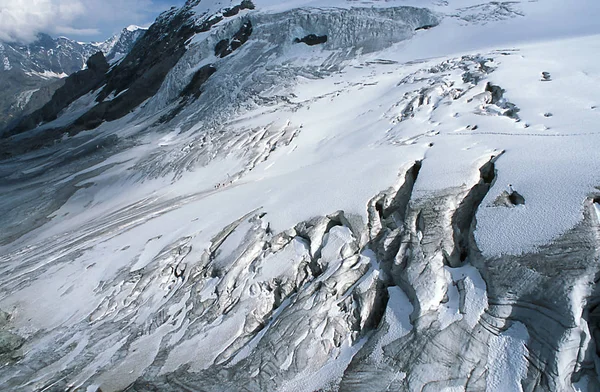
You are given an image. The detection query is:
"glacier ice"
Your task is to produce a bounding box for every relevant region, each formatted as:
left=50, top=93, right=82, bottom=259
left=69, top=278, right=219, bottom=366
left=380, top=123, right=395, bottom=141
left=2, top=0, right=600, bottom=391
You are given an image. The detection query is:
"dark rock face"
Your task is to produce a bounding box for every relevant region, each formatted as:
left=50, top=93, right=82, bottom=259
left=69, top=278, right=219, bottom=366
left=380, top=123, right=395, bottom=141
left=103, top=28, right=147, bottom=63
left=509, top=190, right=525, bottom=205
left=87, top=52, right=110, bottom=73
left=493, top=190, right=526, bottom=207
left=294, top=34, right=328, bottom=46
left=4, top=52, right=109, bottom=137
left=94, top=8, right=202, bottom=110
left=0, top=28, right=144, bottom=133
left=415, top=24, right=437, bottom=31
left=2, top=0, right=256, bottom=145
left=215, top=39, right=230, bottom=57
left=541, top=71, right=552, bottom=81
left=0, top=2, right=231, bottom=156
left=230, top=21, right=253, bottom=50
left=96, top=2, right=253, bottom=106
left=180, top=65, right=217, bottom=100
left=72, top=2, right=252, bottom=134
left=485, top=82, right=505, bottom=105
left=214, top=20, right=253, bottom=58
left=160, top=64, right=217, bottom=123
left=482, top=82, right=520, bottom=119
left=223, top=0, right=256, bottom=17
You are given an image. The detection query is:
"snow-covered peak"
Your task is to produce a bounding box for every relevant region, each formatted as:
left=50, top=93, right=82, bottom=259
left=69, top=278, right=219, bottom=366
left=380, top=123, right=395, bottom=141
left=126, top=24, right=146, bottom=32
left=91, top=25, right=147, bottom=62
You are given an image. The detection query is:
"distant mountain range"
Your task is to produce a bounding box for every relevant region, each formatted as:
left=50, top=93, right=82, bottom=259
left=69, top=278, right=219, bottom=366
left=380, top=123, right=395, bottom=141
left=0, top=26, right=146, bottom=131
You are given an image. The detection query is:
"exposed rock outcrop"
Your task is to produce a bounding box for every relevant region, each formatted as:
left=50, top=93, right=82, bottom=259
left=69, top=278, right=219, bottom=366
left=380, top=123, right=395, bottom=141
left=4, top=52, right=109, bottom=137
left=214, top=20, right=253, bottom=58
left=180, top=65, right=217, bottom=100
left=0, top=27, right=145, bottom=133
left=0, top=310, right=24, bottom=363
left=223, top=0, right=256, bottom=17
left=493, top=190, right=526, bottom=207
left=294, top=34, right=328, bottom=46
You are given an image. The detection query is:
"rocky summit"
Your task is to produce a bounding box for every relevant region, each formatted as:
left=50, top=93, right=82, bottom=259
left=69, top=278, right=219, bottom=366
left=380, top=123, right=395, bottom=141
left=1, top=1, right=600, bottom=391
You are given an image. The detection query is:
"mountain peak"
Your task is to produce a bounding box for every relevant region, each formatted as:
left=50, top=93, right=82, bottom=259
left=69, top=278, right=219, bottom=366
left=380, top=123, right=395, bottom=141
left=0, top=23, right=146, bottom=131
left=126, top=25, right=146, bottom=32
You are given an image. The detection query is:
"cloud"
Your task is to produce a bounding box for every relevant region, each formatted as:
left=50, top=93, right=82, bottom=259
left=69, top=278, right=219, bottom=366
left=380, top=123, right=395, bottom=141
left=0, top=0, right=183, bottom=43
left=55, top=26, right=101, bottom=37
left=0, top=0, right=85, bottom=42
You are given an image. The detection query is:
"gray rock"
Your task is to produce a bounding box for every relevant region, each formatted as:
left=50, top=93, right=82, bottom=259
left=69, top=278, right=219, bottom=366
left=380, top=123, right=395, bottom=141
left=294, top=34, right=328, bottom=46
left=0, top=332, right=23, bottom=355
left=0, top=310, right=9, bottom=328
left=493, top=190, right=526, bottom=207
left=541, top=71, right=552, bottom=81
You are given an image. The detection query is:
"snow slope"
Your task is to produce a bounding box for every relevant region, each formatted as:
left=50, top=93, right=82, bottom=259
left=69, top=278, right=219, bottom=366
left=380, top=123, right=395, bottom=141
left=1, top=1, right=600, bottom=391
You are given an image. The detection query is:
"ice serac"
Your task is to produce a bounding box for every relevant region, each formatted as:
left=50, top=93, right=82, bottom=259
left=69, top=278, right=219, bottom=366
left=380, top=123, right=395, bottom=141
left=1, top=0, right=600, bottom=391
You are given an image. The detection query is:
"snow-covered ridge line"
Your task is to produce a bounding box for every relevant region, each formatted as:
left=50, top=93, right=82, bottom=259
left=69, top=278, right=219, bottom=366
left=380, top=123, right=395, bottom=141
left=145, top=5, right=438, bottom=120
left=126, top=25, right=147, bottom=32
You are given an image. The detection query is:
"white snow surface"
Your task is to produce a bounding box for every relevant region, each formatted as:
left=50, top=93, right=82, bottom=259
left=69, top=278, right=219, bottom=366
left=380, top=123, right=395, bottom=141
left=126, top=25, right=146, bottom=32
left=24, top=70, right=68, bottom=79
left=486, top=321, right=530, bottom=392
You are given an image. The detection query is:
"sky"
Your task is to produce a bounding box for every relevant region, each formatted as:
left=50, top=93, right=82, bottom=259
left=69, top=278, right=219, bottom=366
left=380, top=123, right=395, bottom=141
left=0, top=0, right=187, bottom=43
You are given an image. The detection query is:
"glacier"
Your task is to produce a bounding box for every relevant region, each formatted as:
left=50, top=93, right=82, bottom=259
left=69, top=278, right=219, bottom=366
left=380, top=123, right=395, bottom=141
left=1, top=0, right=600, bottom=391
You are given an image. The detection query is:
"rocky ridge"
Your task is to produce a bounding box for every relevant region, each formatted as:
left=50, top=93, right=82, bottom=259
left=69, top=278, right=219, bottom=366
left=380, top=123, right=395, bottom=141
left=0, top=26, right=146, bottom=132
